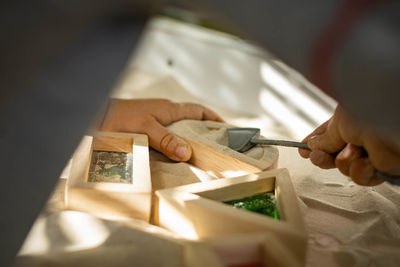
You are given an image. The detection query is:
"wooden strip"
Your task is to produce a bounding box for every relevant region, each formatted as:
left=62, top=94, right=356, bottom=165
left=185, top=138, right=262, bottom=178
left=68, top=136, right=93, bottom=187
left=93, top=135, right=133, bottom=152
left=195, top=178, right=275, bottom=202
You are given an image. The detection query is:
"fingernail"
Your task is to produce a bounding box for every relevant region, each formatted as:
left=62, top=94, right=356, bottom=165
left=337, top=144, right=352, bottom=160
left=308, top=135, right=320, bottom=149
left=175, top=145, right=188, bottom=159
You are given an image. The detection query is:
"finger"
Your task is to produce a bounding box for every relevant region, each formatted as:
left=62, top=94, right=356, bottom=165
left=298, top=148, right=311, bottom=158
left=335, top=144, right=364, bottom=176
left=309, top=150, right=336, bottom=169
left=202, top=106, right=225, bottom=122
left=299, top=120, right=330, bottom=158
left=144, top=118, right=192, bottom=161
left=363, top=134, right=400, bottom=175
left=349, top=158, right=383, bottom=186
left=307, top=116, right=346, bottom=154
left=175, top=103, right=225, bottom=123
left=301, top=119, right=330, bottom=143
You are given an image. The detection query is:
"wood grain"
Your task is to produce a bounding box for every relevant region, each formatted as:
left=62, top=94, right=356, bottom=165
left=155, top=169, right=307, bottom=265
left=185, top=138, right=263, bottom=178
left=66, top=132, right=152, bottom=221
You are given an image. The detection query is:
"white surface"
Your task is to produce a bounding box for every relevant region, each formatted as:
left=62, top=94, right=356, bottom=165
left=128, top=17, right=336, bottom=140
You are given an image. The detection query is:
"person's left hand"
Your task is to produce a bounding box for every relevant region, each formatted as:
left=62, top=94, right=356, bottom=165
left=100, top=98, right=224, bottom=162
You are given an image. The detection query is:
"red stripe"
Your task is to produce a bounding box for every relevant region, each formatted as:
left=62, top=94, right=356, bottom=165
left=309, top=0, right=388, bottom=98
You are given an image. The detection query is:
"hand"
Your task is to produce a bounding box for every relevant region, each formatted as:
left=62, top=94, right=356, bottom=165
left=100, top=98, right=224, bottom=162
left=298, top=106, right=400, bottom=186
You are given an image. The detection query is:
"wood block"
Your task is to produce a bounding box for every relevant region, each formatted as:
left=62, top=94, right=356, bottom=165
left=66, top=132, right=152, bottom=221
left=155, top=169, right=307, bottom=265
left=185, top=138, right=262, bottom=178
left=167, top=120, right=279, bottom=178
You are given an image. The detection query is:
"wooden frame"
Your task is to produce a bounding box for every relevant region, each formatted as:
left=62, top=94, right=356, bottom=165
left=155, top=169, right=307, bottom=265
left=184, top=138, right=265, bottom=178
left=167, top=120, right=279, bottom=178
left=66, top=131, right=151, bottom=221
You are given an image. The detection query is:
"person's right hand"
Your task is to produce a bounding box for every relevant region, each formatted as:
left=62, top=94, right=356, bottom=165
left=298, top=106, right=400, bottom=186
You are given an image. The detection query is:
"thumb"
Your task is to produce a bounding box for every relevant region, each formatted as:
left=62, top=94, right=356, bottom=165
left=308, top=116, right=346, bottom=154
left=145, top=118, right=192, bottom=161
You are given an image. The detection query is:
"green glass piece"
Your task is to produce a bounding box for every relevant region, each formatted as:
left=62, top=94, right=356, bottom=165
left=88, top=150, right=133, bottom=184
left=224, top=192, right=279, bottom=220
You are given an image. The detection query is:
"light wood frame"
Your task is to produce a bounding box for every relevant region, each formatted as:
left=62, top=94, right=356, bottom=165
left=183, top=138, right=265, bottom=178
left=155, top=168, right=307, bottom=265
left=66, top=131, right=151, bottom=221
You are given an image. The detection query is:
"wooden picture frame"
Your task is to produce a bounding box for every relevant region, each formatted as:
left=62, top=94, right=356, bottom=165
left=155, top=168, right=307, bottom=265
left=66, top=132, right=152, bottom=221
